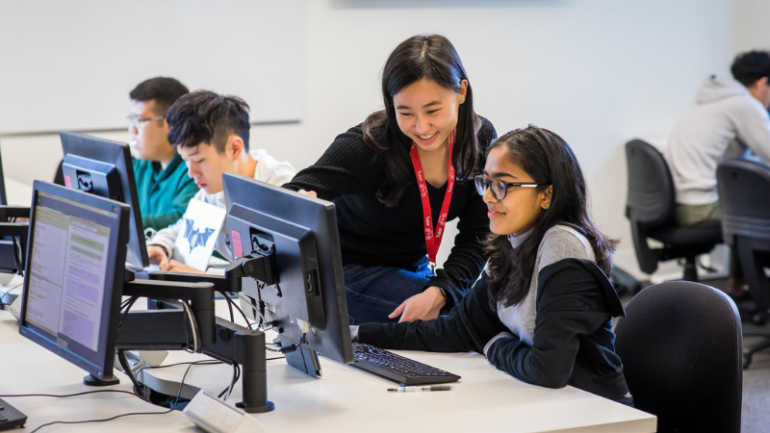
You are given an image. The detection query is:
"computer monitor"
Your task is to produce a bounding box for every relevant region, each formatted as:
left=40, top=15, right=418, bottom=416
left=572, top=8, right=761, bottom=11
left=0, top=148, right=29, bottom=275
left=19, top=181, right=130, bottom=384
left=223, top=173, right=353, bottom=367
left=60, top=132, right=149, bottom=268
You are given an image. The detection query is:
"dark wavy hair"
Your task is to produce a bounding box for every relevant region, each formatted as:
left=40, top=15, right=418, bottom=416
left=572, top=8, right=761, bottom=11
left=731, top=50, right=770, bottom=87
left=485, top=126, right=617, bottom=308
left=167, top=90, right=250, bottom=153
left=362, top=34, right=480, bottom=206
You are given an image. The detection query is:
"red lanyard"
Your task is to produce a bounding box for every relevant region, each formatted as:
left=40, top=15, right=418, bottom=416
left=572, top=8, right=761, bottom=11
left=409, top=130, right=456, bottom=272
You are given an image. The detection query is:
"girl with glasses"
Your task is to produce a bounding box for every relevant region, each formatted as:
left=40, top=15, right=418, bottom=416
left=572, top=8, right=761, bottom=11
left=355, top=126, right=632, bottom=404
left=284, top=35, right=496, bottom=324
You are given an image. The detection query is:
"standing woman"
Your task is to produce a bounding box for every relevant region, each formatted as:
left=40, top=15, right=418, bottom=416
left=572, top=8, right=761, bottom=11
left=284, top=34, right=496, bottom=324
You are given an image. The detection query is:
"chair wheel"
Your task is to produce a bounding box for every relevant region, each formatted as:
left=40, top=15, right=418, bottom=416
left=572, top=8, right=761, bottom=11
left=752, top=314, right=766, bottom=326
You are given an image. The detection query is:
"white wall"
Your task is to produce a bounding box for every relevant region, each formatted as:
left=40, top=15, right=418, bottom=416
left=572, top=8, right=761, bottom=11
left=734, top=0, right=770, bottom=53
left=0, top=0, right=736, bottom=278
left=0, top=0, right=303, bottom=134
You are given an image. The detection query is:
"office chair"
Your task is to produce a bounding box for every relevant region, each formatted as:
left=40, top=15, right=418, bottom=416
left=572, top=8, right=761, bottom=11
left=615, top=281, right=743, bottom=433
left=625, top=139, right=722, bottom=281
left=717, top=158, right=770, bottom=368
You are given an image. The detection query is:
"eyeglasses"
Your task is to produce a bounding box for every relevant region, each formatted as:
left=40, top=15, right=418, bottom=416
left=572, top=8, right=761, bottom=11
left=127, top=114, right=164, bottom=127
left=473, top=174, right=547, bottom=200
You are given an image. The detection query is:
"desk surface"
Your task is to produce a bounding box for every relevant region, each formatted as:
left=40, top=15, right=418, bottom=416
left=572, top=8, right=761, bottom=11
left=0, top=299, right=656, bottom=433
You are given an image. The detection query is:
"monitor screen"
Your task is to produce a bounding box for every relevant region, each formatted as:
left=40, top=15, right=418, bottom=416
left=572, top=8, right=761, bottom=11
left=19, top=181, right=129, bottom=381
left=60, top=132, right=149, bottom=268
left=223, top=173, right=353, bottom=366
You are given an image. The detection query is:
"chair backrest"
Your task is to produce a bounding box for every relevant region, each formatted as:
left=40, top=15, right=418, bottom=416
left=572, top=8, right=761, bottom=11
left=717, top=158, right=770, bottom=245
left=615, top=281, right=743, bottom=433
left=625, top=139, right=676, bottom=226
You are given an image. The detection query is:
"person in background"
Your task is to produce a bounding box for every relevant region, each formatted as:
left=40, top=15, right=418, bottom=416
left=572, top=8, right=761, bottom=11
left=666, top=50, right=770, bottom=298
left=284, top=34, right=496, bottom=324
left=356, top=126, right=631, bottom=405
left=146, top=90, right=296, bottom=273
left=54, top=77, right=199, bottom=238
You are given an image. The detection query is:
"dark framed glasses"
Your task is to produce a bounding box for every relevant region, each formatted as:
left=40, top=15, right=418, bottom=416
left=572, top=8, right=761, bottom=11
left=473, top=175, right=547, bottom=200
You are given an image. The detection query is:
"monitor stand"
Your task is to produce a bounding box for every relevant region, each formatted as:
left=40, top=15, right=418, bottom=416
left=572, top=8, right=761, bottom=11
left=285, top=345, right=322, bottom=378
left=84, top=374, right=120, bottom=386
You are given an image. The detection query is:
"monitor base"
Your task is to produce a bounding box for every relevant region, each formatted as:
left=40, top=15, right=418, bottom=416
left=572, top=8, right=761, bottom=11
left=237, top=399, right=275, bottom=414
left=84, top=374, right=120, bottom=386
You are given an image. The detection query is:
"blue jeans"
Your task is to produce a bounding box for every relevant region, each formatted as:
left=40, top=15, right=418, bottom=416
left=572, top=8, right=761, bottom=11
left=344, top=258, right=433, bottom=325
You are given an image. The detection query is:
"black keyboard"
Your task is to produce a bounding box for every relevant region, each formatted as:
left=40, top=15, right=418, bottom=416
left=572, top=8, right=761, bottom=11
left=0, top=398, right=26, bottom=431
left=351, top=343, right=461, bottom=386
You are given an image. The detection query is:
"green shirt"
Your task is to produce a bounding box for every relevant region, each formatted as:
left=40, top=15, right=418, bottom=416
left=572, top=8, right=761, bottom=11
left=133, top=154, right=198, bottom=237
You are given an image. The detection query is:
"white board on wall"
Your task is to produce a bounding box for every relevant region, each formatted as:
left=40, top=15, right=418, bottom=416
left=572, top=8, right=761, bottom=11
left=0, top=0, right=302, bottom=135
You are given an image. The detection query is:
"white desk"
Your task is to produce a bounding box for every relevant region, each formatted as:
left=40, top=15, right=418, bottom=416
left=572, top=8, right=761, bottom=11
left=0, top=300, right=657, bottom=433
left=0, top=313, right=192, bottom=432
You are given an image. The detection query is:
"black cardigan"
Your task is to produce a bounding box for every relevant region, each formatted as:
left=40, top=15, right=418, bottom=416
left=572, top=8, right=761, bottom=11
left=284, top=119, right=497, bottom=307
left=358, top=258, right=630, bottom=402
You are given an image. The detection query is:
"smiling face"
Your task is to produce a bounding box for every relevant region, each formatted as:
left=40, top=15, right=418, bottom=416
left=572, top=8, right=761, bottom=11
left=483, top=146, right=552, bottom=236
left=392, top=78, right=467, bottom=153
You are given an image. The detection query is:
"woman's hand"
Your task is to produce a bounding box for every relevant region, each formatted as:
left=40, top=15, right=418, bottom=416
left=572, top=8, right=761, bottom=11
left=298, top=189, right=318, bottom=198
left=388, top=286, right=446, bottom=323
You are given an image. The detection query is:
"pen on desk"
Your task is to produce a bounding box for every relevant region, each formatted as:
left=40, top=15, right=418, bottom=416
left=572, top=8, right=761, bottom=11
left=387, top=385, right=453, bottom=392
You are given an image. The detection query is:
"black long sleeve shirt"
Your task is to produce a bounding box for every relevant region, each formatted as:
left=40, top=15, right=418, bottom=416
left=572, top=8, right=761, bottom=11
left=284, top=118, right=497, bottom=306
left=358, top=259, right=630, bottom=402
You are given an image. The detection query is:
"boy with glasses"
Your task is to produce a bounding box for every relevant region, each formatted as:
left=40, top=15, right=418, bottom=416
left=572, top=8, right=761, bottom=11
left=128, top=77, right=199, bottom=236
left=54, top=77, right=199, bottom=237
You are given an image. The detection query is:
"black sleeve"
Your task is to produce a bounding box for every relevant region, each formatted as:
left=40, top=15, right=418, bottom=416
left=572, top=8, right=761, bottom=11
left=485, top=260, right=614, bottom=389
left=359, top=274, right=506, bottom=353
left=428, top=118, right=497, bottom=306
left=282, top=125, right=382, bottom=201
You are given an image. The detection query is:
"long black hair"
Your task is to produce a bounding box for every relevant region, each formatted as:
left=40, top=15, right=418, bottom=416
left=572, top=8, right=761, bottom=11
left=362, top=34, right=480, bottom=206
left=485, top=126, right=617, bottom=308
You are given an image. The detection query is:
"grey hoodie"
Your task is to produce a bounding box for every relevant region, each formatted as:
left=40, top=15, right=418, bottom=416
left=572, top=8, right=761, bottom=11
left=666, top=75, right=770, bottom=205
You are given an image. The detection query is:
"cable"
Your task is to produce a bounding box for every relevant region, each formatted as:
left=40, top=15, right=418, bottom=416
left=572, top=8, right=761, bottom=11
left=118, top=296, right=138, bottom=329
left=0, top=281, right=23, bottom=306
left=0, top=390, right=144, bottom=399
left=139, top=360, right=222, bottom=371
left=217, top=363, right=241, bottom=400
left=29, top=409, right=173, bottom=433
left=171, top=362, right=196, bottom=409
left=222, top=292, right=252, bottom=330
left=118, top=350, right=144, bottom=397
left=223, top=291, right=235, bottom=323
left=226, top=364, right=240, bottom=401
left=182, top=301, right=200, bottom=353
left=237, top=292, right=267, bottom=328
left=11, top=236, right=23, bottom=275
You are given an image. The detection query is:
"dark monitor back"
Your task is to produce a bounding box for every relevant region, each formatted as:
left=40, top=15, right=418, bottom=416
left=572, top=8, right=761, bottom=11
left=19, top=181, right=130, bottom=380
left=60, top=132, right=149, bottom=268
left=223, top=173, right=353, bottom=365
left=0, top=149, right=16, bottom=273
left=0, top=148, right=7, bottom=206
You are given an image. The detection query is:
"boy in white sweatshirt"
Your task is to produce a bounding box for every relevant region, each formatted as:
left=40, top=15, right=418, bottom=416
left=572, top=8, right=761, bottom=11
left=146, top=90, right=296, bottom=274
left=666, top=50, right=770, bottom=295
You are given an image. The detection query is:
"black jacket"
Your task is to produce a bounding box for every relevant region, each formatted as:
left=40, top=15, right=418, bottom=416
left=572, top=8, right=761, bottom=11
left=358, top=258, right=630, bottom=402
left=284, top=119, right=497, bottom=307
